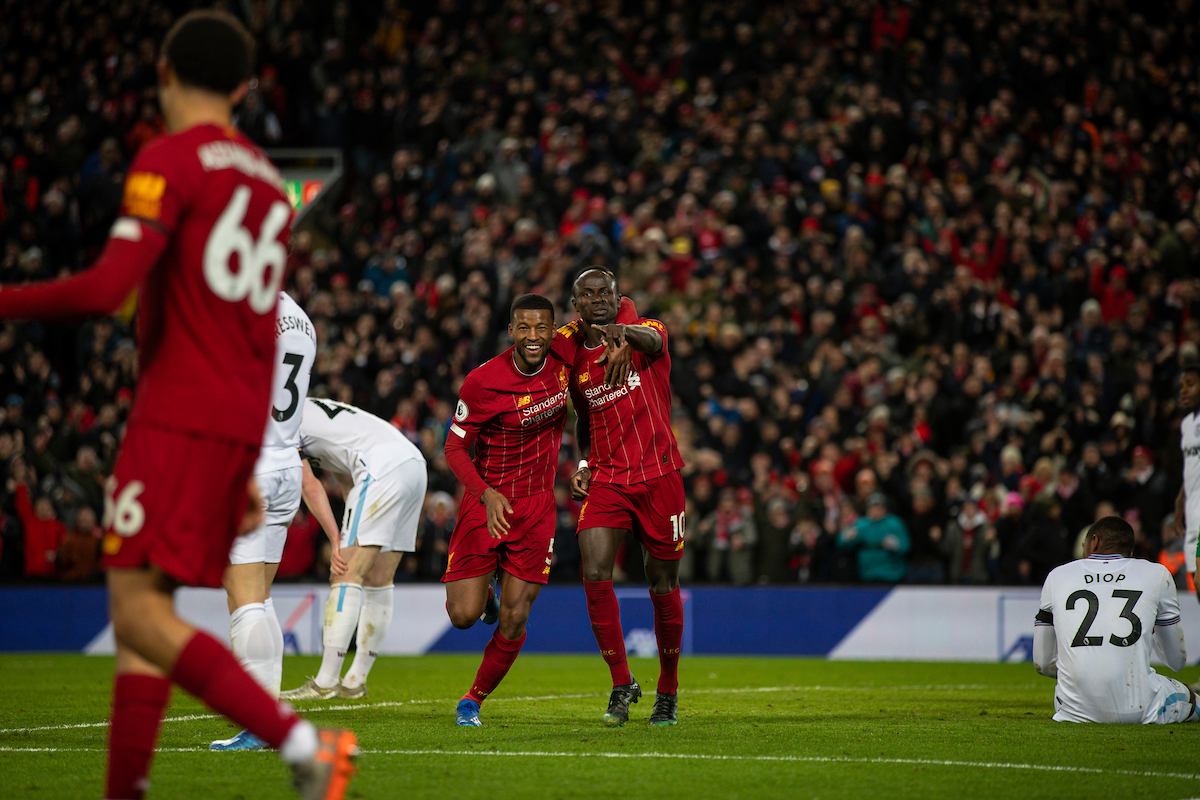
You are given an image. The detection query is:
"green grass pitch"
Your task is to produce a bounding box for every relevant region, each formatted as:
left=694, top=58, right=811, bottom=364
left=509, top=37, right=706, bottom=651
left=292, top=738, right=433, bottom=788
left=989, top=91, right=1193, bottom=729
left=1, top=654, right=1198, bottom=799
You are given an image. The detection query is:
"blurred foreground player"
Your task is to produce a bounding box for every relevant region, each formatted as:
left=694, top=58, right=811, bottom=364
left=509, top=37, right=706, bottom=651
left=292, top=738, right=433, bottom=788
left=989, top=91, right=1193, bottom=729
left=1033, top=516, right=1197, bottom=724
left=0, top=11, right=357, bottom=798
left=567, top=269, right=686, bottom=727
left=443, top=293, right=633, bottom=726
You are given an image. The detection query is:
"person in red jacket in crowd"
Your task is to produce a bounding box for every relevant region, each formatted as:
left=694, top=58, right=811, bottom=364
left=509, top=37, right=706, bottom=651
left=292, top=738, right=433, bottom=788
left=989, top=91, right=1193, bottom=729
left=1090, top=263, right=1137, bottom=323
left=11, top=460, right=66, bottom=579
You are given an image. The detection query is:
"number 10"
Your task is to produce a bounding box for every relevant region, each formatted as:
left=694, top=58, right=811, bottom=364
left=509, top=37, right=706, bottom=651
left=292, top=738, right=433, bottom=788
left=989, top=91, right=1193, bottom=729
left=670, top=512, right=686, bottom=542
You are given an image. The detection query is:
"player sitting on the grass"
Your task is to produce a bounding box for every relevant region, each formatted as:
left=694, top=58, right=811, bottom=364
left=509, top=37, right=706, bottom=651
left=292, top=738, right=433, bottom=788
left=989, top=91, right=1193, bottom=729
left=566, top=268, right=686, bottom=727
left=212, top=291, right=342, bottom=752
left=0, top=10, right=357, bottom=798
left=1034, top=515, right=1198, bottom=724
left=282, top=397, right=427, bottom=700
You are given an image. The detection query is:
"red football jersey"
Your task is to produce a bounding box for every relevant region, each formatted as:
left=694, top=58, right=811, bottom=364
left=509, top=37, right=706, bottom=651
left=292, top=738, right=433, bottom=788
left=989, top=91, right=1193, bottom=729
left=124, top=125, right=292, bottom=445
left=448, top=347, right=573, bottom=499
left=570, top=318, right=683, bottom=484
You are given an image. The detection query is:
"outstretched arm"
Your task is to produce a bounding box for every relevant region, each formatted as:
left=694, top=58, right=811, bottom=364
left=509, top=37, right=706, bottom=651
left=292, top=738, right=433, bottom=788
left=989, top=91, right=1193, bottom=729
left=0, top=218, right=165, bottom=320
left=302, top=458, right=345, bottom=576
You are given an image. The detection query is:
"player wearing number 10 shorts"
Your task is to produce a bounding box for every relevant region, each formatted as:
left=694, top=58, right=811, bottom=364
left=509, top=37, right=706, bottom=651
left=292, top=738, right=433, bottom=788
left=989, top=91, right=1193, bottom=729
left=566, top=268, right=686, bottom=728
left=0, top=10, right=355, bottom=798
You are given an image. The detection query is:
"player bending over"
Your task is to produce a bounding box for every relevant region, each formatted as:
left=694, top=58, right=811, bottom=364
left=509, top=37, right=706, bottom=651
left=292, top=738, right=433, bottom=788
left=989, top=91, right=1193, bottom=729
left=443, top=292, right=634, bottom=727
left=282, top=397, right=427, bottom=700
left=212, top=292, right=343, bottom=751
left=567, top=268, right=686, bottom=727
left=1034, top=515, right=1198, bottom=723
left=0, top=11, right=356, bottom=798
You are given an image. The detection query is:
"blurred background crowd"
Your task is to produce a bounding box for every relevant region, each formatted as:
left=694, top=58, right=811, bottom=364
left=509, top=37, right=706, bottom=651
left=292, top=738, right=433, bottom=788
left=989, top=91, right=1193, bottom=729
left=1, top=0, right=1199, bottom=588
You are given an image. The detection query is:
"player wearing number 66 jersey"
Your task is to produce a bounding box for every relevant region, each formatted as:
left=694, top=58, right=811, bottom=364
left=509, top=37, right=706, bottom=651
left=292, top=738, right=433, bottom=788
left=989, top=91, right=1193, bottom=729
left=0, top=10, right=355, bottom=799
left=1034, top=516, right=1198, bottom=724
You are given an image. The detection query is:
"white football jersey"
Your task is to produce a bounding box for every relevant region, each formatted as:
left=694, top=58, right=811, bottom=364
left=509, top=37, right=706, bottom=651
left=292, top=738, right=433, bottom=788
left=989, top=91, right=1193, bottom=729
left=1181, top=411, right=1200, bottom=571
left=1038, top=555, right=1183, bottom=723
left=299, top=398, right=424, bottom=484
left=256, top=293, right=317, bottom=474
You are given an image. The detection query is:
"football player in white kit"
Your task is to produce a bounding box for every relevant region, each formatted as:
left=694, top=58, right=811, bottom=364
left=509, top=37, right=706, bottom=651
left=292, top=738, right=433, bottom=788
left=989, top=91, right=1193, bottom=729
left=211, top=292, right=343, bottom=751
left=1033, top=515, right=1198, bottom=724
left=1173, top=357, right=1200, bottom=598
left=281, top=397, right=427, bottom=700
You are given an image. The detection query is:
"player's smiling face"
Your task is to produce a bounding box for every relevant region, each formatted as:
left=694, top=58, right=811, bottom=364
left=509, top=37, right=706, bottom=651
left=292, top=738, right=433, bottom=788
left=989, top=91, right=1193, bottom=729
left=510, top=308, right=554, bottom=373
left=1182, top=370, right=1200, bottom=411
left=573, top=272, right=619, bottom=326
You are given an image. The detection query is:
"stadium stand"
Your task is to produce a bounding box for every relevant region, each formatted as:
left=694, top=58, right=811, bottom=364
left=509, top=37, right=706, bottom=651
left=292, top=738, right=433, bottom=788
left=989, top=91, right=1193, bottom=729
left=1, top=0, right=1198, bottom=588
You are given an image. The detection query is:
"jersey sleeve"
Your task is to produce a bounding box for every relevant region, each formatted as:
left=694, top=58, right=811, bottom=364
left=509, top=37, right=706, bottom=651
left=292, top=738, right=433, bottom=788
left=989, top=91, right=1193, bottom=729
left=121, top=140, right=193, bottom=235
left=445, top=373, right=494, bottom=500
left=1155, top=565, right=1182, bottom=626
left=1036, top=573, right=1054, bottom=626
left=633, top=318, right=669, bottom=360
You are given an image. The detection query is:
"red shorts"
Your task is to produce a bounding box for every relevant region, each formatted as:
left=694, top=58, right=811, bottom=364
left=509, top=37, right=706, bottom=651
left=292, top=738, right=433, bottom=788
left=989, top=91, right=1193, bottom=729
left=442, top=490, right=555, bottom=586
left=577, top=470, right=686, bottom=561
left=100, top=423, right=259, bottom=588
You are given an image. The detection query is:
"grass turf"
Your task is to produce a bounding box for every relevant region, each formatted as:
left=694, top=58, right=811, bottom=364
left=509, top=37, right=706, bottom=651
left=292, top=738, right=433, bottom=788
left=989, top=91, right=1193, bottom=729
left=1, top=654, right=1198, bottom=799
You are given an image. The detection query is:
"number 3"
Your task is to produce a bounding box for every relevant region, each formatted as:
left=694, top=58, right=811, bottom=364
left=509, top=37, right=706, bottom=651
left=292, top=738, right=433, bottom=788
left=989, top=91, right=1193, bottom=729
left=203, top=185, right=290, bottom=314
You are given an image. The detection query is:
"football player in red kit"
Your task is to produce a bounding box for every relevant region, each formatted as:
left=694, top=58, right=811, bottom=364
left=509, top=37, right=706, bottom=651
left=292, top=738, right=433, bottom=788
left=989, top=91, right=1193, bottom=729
left=443, top=292, right=634, bottom=726
left=568, top=268, right=686, bottom=727
left=0, top=11, right=356, bottom=799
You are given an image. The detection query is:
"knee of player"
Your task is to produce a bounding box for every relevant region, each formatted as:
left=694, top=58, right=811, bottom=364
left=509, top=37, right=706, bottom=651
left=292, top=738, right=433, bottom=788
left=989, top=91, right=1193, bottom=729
left=582, top=563, right=614, bottom=582
left=649, top=576, right=678, bottom=594
left=446, top=604, right=479, bottom=630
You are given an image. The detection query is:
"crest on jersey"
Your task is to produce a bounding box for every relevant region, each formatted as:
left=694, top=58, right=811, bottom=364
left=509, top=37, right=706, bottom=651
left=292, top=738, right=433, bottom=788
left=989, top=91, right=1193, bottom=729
left=123, top=172, right=166, bottom=219
left=558, top=367, right=569, bottom=391
left=516, top=394, right=532, bottom=408
left=454, top=400, right=469, bottom=422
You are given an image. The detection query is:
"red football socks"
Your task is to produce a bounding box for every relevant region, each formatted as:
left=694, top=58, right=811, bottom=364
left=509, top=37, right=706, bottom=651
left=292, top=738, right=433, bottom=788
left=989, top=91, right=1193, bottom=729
left=584, top=579, right=633, bottom=687
left=464, top=630, right=526, bottom=703
left=651, top=587, right=684, bottom=694
left=169, top=630, right=300, bottom=749
left=105, top=674, right=171, bottom=800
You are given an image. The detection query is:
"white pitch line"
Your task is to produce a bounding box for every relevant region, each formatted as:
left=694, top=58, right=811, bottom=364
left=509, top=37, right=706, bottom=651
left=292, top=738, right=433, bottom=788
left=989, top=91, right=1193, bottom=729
left=0, top=746, right=1194, bottom=782
left=0, top=683, right=1036, bottom=736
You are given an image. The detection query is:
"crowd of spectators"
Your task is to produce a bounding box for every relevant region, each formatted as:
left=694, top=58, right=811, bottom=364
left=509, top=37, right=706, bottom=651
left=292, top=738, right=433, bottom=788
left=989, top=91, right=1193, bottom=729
left=2, top=0, right=1200, bottom=588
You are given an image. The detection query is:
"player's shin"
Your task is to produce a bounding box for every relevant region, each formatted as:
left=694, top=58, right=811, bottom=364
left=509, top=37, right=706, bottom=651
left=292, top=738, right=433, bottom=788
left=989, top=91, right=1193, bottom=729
left=583, top=579, right=633, bottom=686
left=343, top=585, right=393, bottom=690
left=650, top=587, right=683, bottom=694
left=263, top=597, right=284, bottom=697
left=464, top=629, right=527, bottom=703
left=229, top=602, right=276, bottom=696
left=317, top=583, right=364, bottom=688
left=105, top=672, right=171, bottom=800
left=169, top=630, right=311, bottom=755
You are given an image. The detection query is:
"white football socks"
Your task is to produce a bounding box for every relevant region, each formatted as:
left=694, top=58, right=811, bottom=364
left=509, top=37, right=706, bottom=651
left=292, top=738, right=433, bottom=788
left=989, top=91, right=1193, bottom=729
left=278, top=719, right=319, bottom=765
left=342, top=584, right=394, bottom=689
left=264, top=597, right=284, bottom=697
left=315, top=583, right=363, bottom=688
left=229, top=602, right=275, bottom=695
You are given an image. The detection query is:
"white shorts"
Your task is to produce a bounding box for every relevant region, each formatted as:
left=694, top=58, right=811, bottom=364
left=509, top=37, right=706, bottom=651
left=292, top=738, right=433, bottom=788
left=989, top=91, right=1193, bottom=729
left=1149, top=675, right=1199, bottom=724
left=229, top=465, right=303, bottom=565
left=340, top=459, right=426, bottom=553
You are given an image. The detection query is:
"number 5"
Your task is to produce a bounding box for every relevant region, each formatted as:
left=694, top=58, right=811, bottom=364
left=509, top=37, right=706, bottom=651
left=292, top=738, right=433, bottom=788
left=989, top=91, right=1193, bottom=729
left=203, top=185, right=290, bottom=314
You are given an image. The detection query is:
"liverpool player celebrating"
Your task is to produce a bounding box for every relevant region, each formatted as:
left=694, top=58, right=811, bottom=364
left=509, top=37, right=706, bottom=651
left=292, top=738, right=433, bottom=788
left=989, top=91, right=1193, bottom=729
left=444, top=293, right=633, bottom=726
left=569, top=269, right=686, bottom=727
left=0, top=11, right=356, bottom=799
